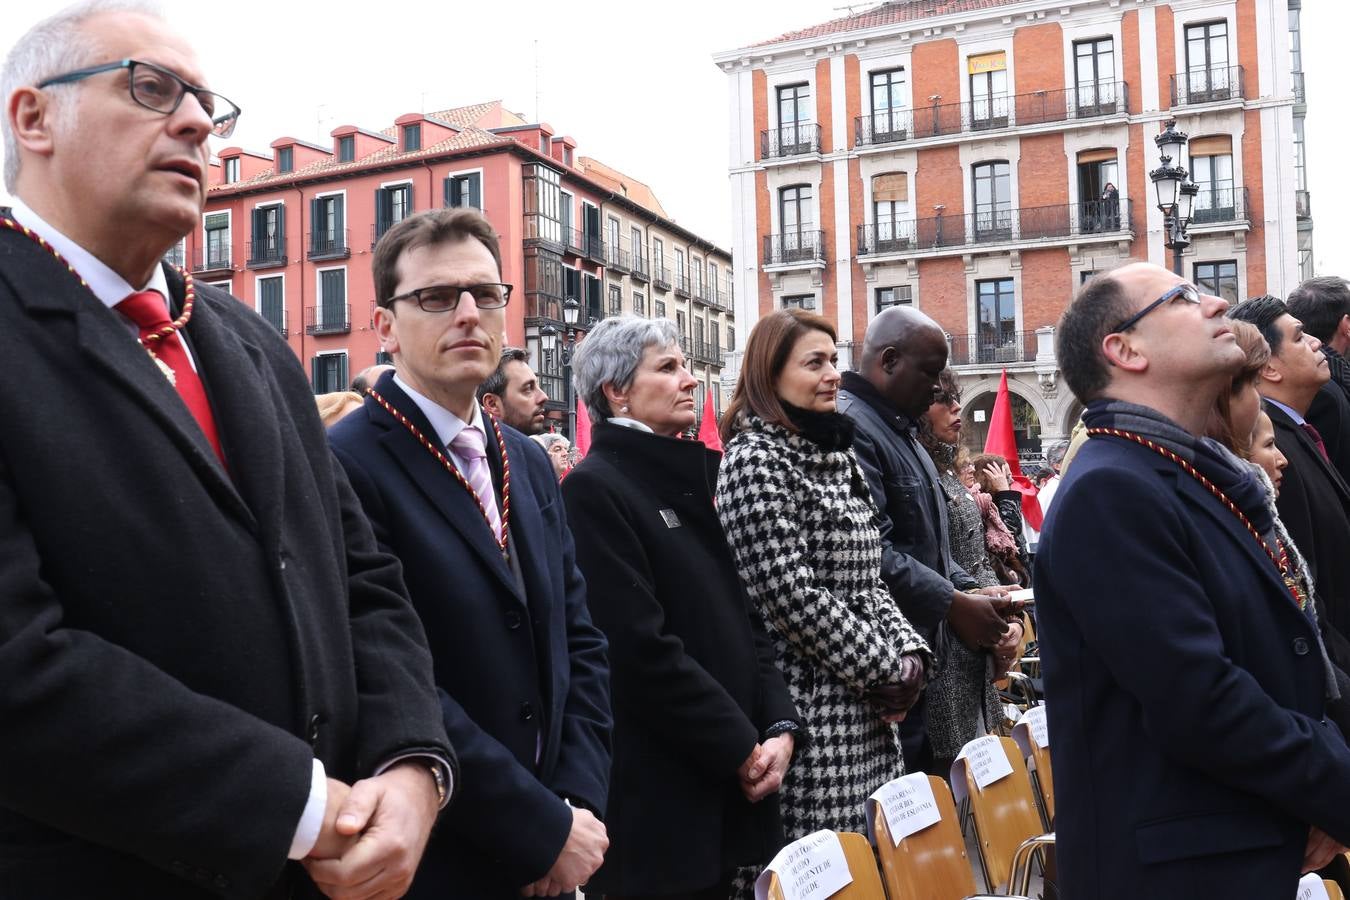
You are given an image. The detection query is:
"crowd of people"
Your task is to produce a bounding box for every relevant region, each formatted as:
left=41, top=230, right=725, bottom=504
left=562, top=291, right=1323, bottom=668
left=6, top=3, right=1350, bottom=900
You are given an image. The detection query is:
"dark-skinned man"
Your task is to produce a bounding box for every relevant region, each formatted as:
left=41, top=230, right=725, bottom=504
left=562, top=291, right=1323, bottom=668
left=837, top=306, right=1017, bottom=774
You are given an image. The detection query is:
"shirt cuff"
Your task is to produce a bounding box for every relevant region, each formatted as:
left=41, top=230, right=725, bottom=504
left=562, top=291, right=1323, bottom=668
left=287, top=759, right=327, bottom=860
left=374, top=753, right=455, bottom=810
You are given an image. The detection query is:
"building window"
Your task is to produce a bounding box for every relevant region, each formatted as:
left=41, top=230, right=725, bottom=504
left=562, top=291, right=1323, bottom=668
left=523, top=164, right=562, bottom=245
left=1194, top=260, right=1239, bottom=302
left=258, top=275, right=285, bottom=334
left=310, top=195, right=346, bottom=255
left=524, top=247, right=563, bottom=320
left=1294, top=119, right=1307, bottom=192
left=870, top=68, right=907, bottom=137
left=873, top=172, right=910, bottom=248
left=204, top=212, right=230, bottom=268
left=608, top=283, right=622, bottom=316
left=782, top=294, right=816, bottom=310
left=776, top=82, right=811, bottom=148
left=674, top=248, right=686, bottom=292
left=710, top=322, right=721, bottom=356
left=444, top=172, right=482, bottom=210
left=652, top=236, right=664, bottom=275
left=163, top=238, right=185, bottom=268
left=727, top=326, right=736, bottom=352
left=224, top=157, right=239, bottom=184
left=583, top=272, right=602, bottom=322
left=375, top=184, right=412, bottom=240
left=318, top=268, right=347, bottom=329
left=608, top=216, right=621, bottom=262
left=277, top=147, right=293, bottom=173
left=631, top=226, right=645, bottom=267
left=564, top=147, right=573, bottom=166
left=633, top=291, right=646, bottom=316
left=250, top=204, right=285, bottom=263
left=968, top=52, right=1008, bottom=128
left=1185, top=21, right=1231, bottom=100
left=311, top=352, right=348, bottom=394
left=1074, top=38, right=1116, bottom=110
left=876, top=285, right=912, bottom=312
left=972, top=161, right=1012, bottom=238
left=337, top=135, right=355, bottom=163
left=778, top=184, right=814, bottom=259
left=708, top=261, right=718, bottom=301
left=539, top=134, right=549, bottom=154
left=402, top=123, right=421, bottom=151
left=1190, top=138, right=1235, bottom=222
left=654, top=298, right=667, bottom=318
left=375, top=350, right=393, bottom=365
left=976, top=278, right=1016, bottom=361
left=1080, top=270, right=1096, bottom=285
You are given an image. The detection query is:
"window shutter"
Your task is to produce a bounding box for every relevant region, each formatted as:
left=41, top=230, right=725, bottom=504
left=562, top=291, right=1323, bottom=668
left=468, top=174, right=481, bottom=210
left=309, top=198, right=321, bottom=231
left=1077, top=148, right=1118, bottom=164
left=443, top=177, right=454, bottom=208
left=334, top=197, right=345, bottom=236
left=375, top=188, right=391, bottom=230
left=311, top=356, right=320, bottom=392
left=277, top=207, right=286, bottom=247
left=339, top=355, right=349, bottom=390
left=1189, top=135, right=1232, bottom=156
left=872, top=172, right=909, bottom=202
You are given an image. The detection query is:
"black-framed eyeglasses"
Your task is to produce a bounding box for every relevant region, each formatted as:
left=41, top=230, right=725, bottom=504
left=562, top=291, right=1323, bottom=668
left=385, top=283, right=513, bottom=313
left=38, top=59, right=241, bottom=138
left=1112, top=282, right=1202, bottom=333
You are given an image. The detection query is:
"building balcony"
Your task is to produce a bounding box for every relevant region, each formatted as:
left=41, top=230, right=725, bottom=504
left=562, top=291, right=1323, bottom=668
left=246, top=238, right=286, bottom=269
left=523, top=214, right=565, bottom=253
left=192, top=245, right=234, bottom=274
left=653, top=264, right=671, bottom=292
left=1296, top=189, right=1312, bottom=220
left=763, top=230, right=826, bottom=269
left=565, top=226, right=585, bottom=257
left=307, top=230, right=350, bottom=261
left=674, top=271, right=691, bottom=299
left=694, top=340, right=724, bottom=366
left=1293, top=70, right=1306, bottom=105
left=584, top=233, right=606, bottom=264
left=630, top=253, right=650, bottom=283
left=701, top=286, right=730, bottom=311
left=305, top=304, right=350, bottom=335
left=605, top=241, right=631, bottom=274
left=760, top=123, right=821, bottom=161
left=947, top=330, right=1038, bottom=367
left=525, top=292, right=565, bottom=323
left=856, top=199, right=1133, bottom=262
left=1169, top=65, right=1245, bottom=107
left=1188, top=187, right=1251, bottom=231
left=854, top=82, right=1129, bottom=148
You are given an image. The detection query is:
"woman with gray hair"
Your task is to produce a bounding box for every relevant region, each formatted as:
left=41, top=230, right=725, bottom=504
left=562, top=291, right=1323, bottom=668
left=528, top=431, right=571, bottom=479
left=560, top=316, right=802, bottom=900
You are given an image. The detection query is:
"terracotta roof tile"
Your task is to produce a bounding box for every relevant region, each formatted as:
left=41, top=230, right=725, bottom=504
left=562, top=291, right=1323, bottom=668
left=752, top=0, right=1023, bottom=47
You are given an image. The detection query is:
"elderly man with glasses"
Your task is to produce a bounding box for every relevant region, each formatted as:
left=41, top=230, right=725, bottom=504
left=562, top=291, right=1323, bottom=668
left=1034, top=262, right=1350, bottom=899
left=0, top=3, right=455, bottom=899
left=327, top=207, right=612, bottom=900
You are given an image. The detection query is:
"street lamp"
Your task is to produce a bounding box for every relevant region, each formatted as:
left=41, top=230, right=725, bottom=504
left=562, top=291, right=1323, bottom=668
left=1149, top=119, right=1200, bottom=276
left=542, top=297, right=585, bottom=440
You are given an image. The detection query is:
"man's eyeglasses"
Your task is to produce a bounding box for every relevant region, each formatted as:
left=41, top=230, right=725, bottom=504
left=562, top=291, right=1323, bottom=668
left=38, top=59, right=241, bottom=138
left=385, top=283, right=513, bottom=313
left=1112, top=283, right=1202, bottom=333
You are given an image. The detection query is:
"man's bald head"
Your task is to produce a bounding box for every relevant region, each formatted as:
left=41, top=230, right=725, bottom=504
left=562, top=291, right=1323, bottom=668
left=857, top=305, right=950, bottom=416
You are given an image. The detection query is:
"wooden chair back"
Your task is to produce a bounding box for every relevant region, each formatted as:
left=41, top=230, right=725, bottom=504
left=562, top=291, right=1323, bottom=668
left=1011, top=716, right=1054, bottom=827
left=960, top=736, right=1045, bottom=891
left=871, top=775, right=977, bottom=900
left=763, top=832, right=886, bottom=900
left=1327, top=879, right=1346, bottom=900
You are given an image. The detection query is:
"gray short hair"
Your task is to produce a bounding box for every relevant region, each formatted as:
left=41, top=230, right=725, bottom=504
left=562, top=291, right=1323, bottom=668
left=571, top=315, right=681, bottom=419
left=2, top=0, right=163, bottom=191
left=529, top=432, right=569, bottom=452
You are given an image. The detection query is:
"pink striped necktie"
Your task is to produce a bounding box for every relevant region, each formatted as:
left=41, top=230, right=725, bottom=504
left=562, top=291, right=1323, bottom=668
left=450, top=425, right=502, bottom=537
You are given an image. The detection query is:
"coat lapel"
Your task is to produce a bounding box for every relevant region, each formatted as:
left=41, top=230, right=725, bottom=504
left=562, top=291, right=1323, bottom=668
left=372, top=381, right=525, bottom=602
left=1270, top=402, right=1350, bottom=503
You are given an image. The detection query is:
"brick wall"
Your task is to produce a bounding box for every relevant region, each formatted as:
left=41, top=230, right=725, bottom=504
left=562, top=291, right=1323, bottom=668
left=1155, top=5, right=1176, bottom=110
left=1122, top=10, right=1143, bottom=115
left=918, top=257, right=969, bottom=333
left=916, top=145, right=964, bottom=218
left=1020, top=249, right=1074, bottom=329
left=1236, top=0, right=1266, bottom=296
left=1018, top=134, right=1068, bottom=210
left=912, top=39, right=960, bottom=111
left=1013, top=23, right=1066, bottom=94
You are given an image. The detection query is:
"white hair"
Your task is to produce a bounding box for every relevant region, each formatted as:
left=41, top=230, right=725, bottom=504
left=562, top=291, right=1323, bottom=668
left=571, top=315, right=682, bottom=419
left=2, top=0, right=163, bottom=191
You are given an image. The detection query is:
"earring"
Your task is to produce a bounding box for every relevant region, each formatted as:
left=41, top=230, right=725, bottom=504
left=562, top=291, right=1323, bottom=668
left=621, top=405, right=630, bottom=414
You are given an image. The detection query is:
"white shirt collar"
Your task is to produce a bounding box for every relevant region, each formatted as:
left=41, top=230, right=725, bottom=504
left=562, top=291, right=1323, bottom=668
left=9, top=197, right=173, bottom=312
left=392, top=373, right=485, bottom=454
left=607, top=416, right=654, bottom=433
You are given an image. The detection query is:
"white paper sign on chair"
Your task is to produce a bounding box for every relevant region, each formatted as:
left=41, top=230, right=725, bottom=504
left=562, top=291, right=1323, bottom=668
left=1020, top=705, right=1049, bottom=749
left=958, top=735, right=1014, bottom=790
left=1297, top=873, right=1332, bottom=900
left=755, top=830, right=854, bottom=900
left=867, top=772, right=942, bottom=846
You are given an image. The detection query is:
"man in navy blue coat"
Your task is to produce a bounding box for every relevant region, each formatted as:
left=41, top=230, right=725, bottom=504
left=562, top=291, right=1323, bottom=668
left=1035, top=262, right=1350, bottom=898
left=329, top=208, right=611, bottom=898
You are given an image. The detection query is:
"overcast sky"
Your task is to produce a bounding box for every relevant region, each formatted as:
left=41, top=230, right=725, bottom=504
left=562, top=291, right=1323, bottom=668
left=1, top=0, right=1344, bottom=274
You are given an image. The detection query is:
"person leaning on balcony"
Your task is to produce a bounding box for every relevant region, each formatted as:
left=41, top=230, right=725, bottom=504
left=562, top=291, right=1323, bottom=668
left=715, top=309, right=932, bottom=895
left=559, top=315, right=803, bottom=900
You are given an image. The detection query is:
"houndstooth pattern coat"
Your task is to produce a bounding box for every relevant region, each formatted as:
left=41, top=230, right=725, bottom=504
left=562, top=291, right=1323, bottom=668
left=716, top=415, right=931, bottom=848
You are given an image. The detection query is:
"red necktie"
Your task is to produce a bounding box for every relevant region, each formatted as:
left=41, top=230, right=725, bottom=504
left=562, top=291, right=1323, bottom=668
left=1301, top=422, right=1330, bottom=462
left=116, top=290, right=225, bottom=464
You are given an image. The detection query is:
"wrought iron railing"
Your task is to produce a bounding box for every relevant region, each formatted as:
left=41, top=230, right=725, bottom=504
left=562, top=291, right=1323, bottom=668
left=1190, top=187, right=1250, bottom=226
left=763, top=230, right=826, bottom=266
left=307, top=229, right=349, bottom=261
left=674, top=270, right=691, bottom=299
left=760, top=123, right=821, bottom=159
left=246, top=238, right=285, bottom=269
left=947, top=330, right=1038, bottom=366
left=857, top=199, right=1132, bottom=255
left=1293, top=70, right=1306, bottom=104
left=854, top=82, right=1129, bottom=146
left=192, top=245, right=233, bottom=273
left=1169, top=65, right=1245, bottom=106
left=605, top=241, right=631, bottom=273
left=653, top=263, right=671, bottom=292
left=631, top=253, right=650, bottom=282
left=305, top=303, right=350, bottom=335
left=1296, top=189, right=1311, bottom=219
left=522, top=214, right=565, bottom=252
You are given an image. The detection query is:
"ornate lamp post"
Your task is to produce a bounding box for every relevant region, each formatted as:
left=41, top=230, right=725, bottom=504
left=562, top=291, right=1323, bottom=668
left=1149, top=119, right=1200, bottom=277
left=540, top=296, right=583, bottom=439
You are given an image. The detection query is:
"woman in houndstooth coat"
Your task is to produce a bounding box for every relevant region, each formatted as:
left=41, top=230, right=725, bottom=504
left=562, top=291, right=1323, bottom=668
left=715, top=310, right=932, bottom=887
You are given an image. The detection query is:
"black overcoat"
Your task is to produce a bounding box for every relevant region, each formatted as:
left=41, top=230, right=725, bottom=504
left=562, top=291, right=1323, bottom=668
left=560, top=421, right=800, bottom=894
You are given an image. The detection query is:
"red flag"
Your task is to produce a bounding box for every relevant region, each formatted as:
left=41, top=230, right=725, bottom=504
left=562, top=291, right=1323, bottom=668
left=983, top=369, right=1044, bottom=530
left=697, top=386, right=723, bottom=452
left=572, top=397, right=592, bottom=459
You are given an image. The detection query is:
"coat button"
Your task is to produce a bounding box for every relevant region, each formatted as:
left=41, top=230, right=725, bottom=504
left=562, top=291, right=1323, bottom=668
left=1294, top=637, right=1311, bottom=656
left=505, top=610, right=522, bottom=630
left=520, top=702, right=534, bottom=722
left=308, top=713, right=321, bottom=744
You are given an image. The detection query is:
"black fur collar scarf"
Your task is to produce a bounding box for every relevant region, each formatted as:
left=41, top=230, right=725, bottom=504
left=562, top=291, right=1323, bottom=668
left=783, top=401, right=856, bottom=453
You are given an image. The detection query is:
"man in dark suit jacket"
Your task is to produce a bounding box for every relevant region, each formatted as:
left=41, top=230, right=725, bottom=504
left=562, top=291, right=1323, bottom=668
left=1288, top=277, right=1350, bottom=485
left=0, top=7, right=452, bottom=899
left=328, top=208, right=612, bottom=899
left=836, top=306, right=1017, bottom=772
left=1037, top=263, right=1350, bottom=898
